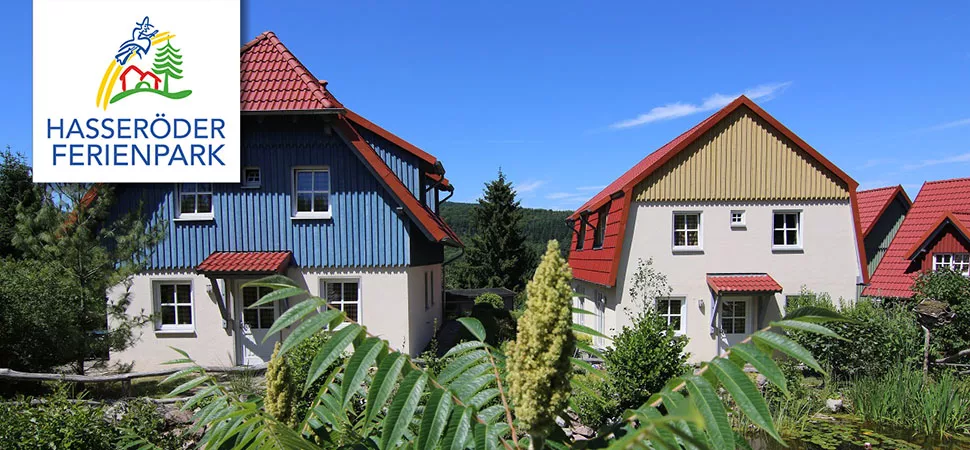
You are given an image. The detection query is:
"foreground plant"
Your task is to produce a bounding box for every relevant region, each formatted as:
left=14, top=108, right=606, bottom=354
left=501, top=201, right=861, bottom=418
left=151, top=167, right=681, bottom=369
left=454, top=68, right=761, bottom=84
left=160, top=240, right=845, bottom=449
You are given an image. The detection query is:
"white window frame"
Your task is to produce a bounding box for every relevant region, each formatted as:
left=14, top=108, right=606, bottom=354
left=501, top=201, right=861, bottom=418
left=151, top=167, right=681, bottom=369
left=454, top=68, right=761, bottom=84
left=720, top=299, right=748, bottom=335
left=656, top=297, right=687, bottom=335
left=175, top=183, right=214, bottom=221
left=241, top=285, right=276, bottom=330
left=593, top=290, right=607, bottom=348
left=730, top=210, right=746, bottom=228
left=153, top=280, right=194, bottom=333
left=321, top=278, right=361, bottom=323
left=241, top=167, right=261, bottom=189
left=934, top=253, right=970, bottom=275
left=672, top=211, right=702, bottom=252
left=573, top=285, right=587, bottom=326
left=292, top=166, right=332, bottom=220
left=772, top=210, right=803, bottom=251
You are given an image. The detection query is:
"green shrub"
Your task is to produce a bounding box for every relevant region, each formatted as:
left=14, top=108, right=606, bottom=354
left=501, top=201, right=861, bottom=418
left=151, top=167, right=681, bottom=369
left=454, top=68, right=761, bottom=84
left=912, top=269, right=970, bottom=363
left=286, top=331, right=345, bottom=419
left=603, top=308, right=690, bottom=412
left=570, top=373, right=617, bottom=430
left=789, top=294, right=922, bottom=380
left=474, top=292, right=505, bottom=309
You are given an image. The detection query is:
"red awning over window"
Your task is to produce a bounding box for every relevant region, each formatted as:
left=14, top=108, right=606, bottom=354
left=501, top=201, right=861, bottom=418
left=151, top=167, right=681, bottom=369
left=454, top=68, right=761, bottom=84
left=196, top=251, right=293, bottom=275
left=707, top=274, right=783, bottom=295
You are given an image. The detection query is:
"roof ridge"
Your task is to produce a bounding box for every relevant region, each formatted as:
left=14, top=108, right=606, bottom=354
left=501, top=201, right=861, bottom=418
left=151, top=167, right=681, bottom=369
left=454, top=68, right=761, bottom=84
left=858, top=185, right=899, bottom=193
left=241, top=31, right=339, bottom=109
left=923, top=177, right=970, bottom=185
left=240, top=31, right=273, bottom=54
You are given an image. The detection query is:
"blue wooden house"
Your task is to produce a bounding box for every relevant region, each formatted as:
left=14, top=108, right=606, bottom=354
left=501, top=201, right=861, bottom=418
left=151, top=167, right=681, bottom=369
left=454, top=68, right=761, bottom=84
left=109, top=32, right=462, bottom=370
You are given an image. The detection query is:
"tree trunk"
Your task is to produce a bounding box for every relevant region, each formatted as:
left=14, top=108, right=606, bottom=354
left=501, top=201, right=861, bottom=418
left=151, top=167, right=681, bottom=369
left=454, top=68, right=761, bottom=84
left=922, top=324, right=931, bottom=378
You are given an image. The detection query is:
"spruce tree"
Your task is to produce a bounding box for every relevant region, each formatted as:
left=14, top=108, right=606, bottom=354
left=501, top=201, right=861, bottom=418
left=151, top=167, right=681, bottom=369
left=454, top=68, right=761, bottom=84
left=0, top=147, right=40, bottom=258
left=462, top=169, right=533, bottom=291
left=152, top=41, right=183, bottom=93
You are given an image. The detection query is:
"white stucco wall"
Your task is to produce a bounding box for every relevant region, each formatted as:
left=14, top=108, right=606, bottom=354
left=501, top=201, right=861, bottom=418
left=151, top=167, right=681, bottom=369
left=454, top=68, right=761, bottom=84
left=574, top=200, right=862, bottom=362
left=110, top=265, right=442, bottom=371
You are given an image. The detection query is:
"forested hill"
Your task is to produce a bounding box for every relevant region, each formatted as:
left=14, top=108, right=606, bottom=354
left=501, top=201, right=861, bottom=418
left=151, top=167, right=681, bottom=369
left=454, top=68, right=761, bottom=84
left=440, top=202, right=573, bottom=254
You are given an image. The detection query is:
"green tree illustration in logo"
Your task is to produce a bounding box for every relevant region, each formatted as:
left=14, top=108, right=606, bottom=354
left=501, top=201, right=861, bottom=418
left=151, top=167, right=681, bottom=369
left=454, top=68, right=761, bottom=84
left=109, top=39, right=192, bottom=104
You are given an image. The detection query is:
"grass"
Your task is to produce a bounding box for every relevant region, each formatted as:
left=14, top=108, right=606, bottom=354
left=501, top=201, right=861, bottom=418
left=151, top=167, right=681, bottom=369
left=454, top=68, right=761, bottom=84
left=847, top=366, right=970, bottom=438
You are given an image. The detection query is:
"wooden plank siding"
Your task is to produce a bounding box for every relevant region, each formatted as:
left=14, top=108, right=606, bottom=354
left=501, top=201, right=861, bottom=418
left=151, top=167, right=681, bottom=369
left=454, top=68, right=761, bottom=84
left=114, top=122, right=441, bottom=270
left=864, top=196, right=909, bottom=277
left=633, top=109, right=849, bottom=202
left=920, top=224, right=970, bottom=271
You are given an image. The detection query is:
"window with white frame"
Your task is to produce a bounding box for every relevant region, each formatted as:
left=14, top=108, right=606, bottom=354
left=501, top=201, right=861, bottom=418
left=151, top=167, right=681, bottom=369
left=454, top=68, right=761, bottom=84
left=772, top=211, right=801, bottom=248
left=323, top=280, right=360, bottom=321
left=242, top=167, right=261, bottom=189
left=657, top=297, right=686, bottom=333
left=730, top=210, right=746, bottom=228
left=293, top=168, right=331, bottom=218
left=934, top=253, right=970, bottom=275
left=721, top=300, right=747, bottom=334
left=177, top=183, right=213, bottom=218
left=573, top=285, right=587, bottom=325
left=242, top=286, right=276, bottom=329
left=155, top=281, right=193, bottom=331
left=673, top=212, right=701, bottom=249
left=593, top=290, right=606, bottom=347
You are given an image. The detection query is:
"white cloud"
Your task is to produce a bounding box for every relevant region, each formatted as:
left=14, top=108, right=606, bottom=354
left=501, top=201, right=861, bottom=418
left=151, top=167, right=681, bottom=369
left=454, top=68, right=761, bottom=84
left=546, top=192, right=576, bottom=200
left=920, top=118, right=970, bottom=132
left=609, top=82, right=793, bottom=129
left=516, top=180, right=545, bottom=194
left=576, top=185, right=606, bottom=192
left=902, top=152, right=970, bottom=171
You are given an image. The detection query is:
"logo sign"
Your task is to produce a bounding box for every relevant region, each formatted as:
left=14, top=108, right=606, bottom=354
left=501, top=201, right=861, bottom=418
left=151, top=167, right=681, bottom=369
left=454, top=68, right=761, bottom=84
left=33, top=0, right=240, bottom=183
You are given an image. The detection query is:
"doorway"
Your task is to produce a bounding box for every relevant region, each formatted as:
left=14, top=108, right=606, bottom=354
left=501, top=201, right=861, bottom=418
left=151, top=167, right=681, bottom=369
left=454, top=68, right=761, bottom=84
left=718, top=296, right=752, bottom=355
left=235, top=283, right=280, bottom=366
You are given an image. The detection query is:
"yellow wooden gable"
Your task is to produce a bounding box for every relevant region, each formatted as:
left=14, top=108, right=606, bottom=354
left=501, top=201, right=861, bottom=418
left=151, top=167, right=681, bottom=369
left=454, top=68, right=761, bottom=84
left=633, top=107, right=849, bottom=202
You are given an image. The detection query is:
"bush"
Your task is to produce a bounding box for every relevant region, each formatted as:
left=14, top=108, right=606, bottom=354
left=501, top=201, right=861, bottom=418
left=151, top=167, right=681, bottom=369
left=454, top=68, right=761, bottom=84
left=604, top=309, right=690, bottom=412
left=912, top=269, right=970, bottom=363
left=474, top=292, right=505, bottom=309
left=788, top=293, right=922, bottom=380
left=570, top=373, right=617, bottom=430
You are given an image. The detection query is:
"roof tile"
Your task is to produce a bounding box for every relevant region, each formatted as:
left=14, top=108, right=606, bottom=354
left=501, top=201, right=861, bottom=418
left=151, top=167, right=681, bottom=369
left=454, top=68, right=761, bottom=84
left=240, top=32, right=343, bottom=111
left=197, top=251, right=293, bottom=274
left=856, top=185, right=911, bottom=236
left=707, top=274, right=783, bottom=295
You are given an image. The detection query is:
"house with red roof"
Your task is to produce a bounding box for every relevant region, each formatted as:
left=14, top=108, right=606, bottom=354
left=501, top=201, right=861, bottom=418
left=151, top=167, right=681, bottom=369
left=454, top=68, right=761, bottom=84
left=567, top=96, right=867, bottom=361
left=856, top=185, right=911, bottom=278
left=864, top=178, right=970, bottom=299
left=108, top=32, right=462, bottom=370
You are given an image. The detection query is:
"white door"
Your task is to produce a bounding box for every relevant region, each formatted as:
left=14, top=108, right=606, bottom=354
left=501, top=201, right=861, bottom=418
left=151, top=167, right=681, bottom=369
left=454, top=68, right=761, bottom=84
left=237, top=284, right=280, bottom=366
left=718, top=297, right=752, bottom=355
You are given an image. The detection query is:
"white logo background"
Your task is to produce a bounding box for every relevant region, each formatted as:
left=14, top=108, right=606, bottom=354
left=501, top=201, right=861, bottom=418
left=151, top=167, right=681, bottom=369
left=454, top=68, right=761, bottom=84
left=33, top=0, right=241, bottom=182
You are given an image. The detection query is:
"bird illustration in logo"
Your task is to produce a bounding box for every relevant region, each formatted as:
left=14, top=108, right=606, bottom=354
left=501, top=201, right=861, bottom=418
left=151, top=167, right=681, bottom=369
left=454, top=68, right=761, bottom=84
left=115, top=16, right=158, bottom=65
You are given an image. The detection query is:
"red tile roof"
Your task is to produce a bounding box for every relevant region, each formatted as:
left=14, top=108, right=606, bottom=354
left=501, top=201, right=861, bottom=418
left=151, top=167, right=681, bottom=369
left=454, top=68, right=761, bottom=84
left=707, top=274, right=783, bottom=295
left=197, top=251, right=293, bottom=275
left=241, top=32, right=343, bottom=111
left=568, top=96, right=866, bottom=287
left=864, top=178, right=970, bottom=298
left=238, top=33, right=462, bottom=247
left=856, top=185, right=912, bottom=237
left=904, top=211, right=970, bottom=260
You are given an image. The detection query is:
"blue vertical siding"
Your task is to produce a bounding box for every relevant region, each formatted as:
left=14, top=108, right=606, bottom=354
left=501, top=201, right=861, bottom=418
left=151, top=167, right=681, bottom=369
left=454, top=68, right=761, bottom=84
left=115, top=129, right=416, bottom=269
left=355, top=126, right=423, bottom=199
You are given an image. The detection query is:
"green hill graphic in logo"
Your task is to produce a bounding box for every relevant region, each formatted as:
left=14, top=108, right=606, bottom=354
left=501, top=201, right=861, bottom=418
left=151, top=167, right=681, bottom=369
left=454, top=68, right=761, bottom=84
left=110, top=40, right=192, bottom=104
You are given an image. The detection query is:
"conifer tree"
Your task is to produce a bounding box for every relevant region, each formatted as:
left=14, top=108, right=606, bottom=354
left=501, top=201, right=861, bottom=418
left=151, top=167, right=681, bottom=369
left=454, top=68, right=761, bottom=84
left=152, top=41, right=183, bottom=93
left=0, top=147, right=40, bottom=258
left=507, top=240, right=574, bottom=449
left=264, top=342, right=295, bottom=426
left=461, top=169, right=533, bottom=291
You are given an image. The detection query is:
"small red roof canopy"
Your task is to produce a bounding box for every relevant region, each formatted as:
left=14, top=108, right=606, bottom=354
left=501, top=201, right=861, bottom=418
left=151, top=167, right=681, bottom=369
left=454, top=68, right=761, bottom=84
left=864, top=178, right=970, bottom=298
left=197, top=251, right=293, bottom=275
left=707, top=274, right=783, bottom=295
left=856, top=185, right=912, bottom=237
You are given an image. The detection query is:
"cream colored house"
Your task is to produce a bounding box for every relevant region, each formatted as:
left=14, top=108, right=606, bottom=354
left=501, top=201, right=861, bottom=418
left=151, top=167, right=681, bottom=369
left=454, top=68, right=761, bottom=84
left=567, top=96, right=867, bottom=362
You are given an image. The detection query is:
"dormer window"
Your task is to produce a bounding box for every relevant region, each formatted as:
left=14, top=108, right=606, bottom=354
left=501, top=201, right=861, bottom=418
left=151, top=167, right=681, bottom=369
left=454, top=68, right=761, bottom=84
left=242, top=167, right=261, bottom=189
left=576, top=217, right=587, bottom=250
left=934, top=253, right=970, bottom=275
left=593, top=209, right=608, bottom=249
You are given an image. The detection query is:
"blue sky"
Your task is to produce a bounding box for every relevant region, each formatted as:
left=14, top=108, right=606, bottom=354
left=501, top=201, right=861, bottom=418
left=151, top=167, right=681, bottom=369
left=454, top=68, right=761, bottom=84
left=3, top=2, right=969, bottom=210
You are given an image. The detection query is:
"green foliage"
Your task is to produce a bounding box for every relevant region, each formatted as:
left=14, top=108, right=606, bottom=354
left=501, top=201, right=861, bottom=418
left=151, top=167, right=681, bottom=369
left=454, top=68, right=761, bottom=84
left=570, top=372, right=617, bottom=430
left=12, top=184, right=166, bottom=374
left=474, top=292, right=505, bottom=309
left=454, top=170, right=536, bottom=292
left=164, top=272, right=846, bottom=450
left=913, top=268, right=970, bottom=363
left=0, top=384, right=184, bottom=450
left=507, top=240, right=575, bottom=441
left=604, top=309, right=690, bottom=412
left=266, top=342, right=296, bottom=426
left=788, top=291, right=923, bottom=379
left=847, top=365, right=970, bottom=438
left=0, top=147, right=41, bottom=258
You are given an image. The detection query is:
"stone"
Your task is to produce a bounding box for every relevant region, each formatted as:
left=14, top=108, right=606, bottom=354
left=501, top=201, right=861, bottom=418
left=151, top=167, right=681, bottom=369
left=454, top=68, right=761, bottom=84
left=825, top=398, right=843, bottom=413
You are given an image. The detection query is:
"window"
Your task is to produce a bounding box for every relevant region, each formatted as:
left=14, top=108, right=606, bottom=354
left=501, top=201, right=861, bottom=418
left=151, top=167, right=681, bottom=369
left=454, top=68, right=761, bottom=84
left=576, top=218, right=587, bottom=250
left=424, top=271, right=434, bottom=309
left=593, top=209, right=608, bottom=249
left=773, top=211, right=801, bottom=248
left=593, top=291, right=607, bottom=347
left=573, top=286, right=587, bottom=325
left=934, top=253, right=970, bottom=275
left=293, top=168, right=331, bottom=218
left=721, top=300, right=747, bottom=334
left=673, top=213, right=701, bottom=249
left=242, top=286, right=276, bottom=329
left=155, top=281, right=193, bottom=331
left=657, top=297, right=685, bottom=333
left=177, top=183, right=213, bottom=218
left=730, top=210, right=745, bottom=228
left=242, top=167, right=261, bottom=189
left=323, top=280, right=360, bottom=321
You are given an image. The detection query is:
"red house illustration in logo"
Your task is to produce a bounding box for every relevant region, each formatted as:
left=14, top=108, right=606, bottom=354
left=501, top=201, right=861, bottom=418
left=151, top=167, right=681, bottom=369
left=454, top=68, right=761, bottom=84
left=119, top=65, right=161, bottom=92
